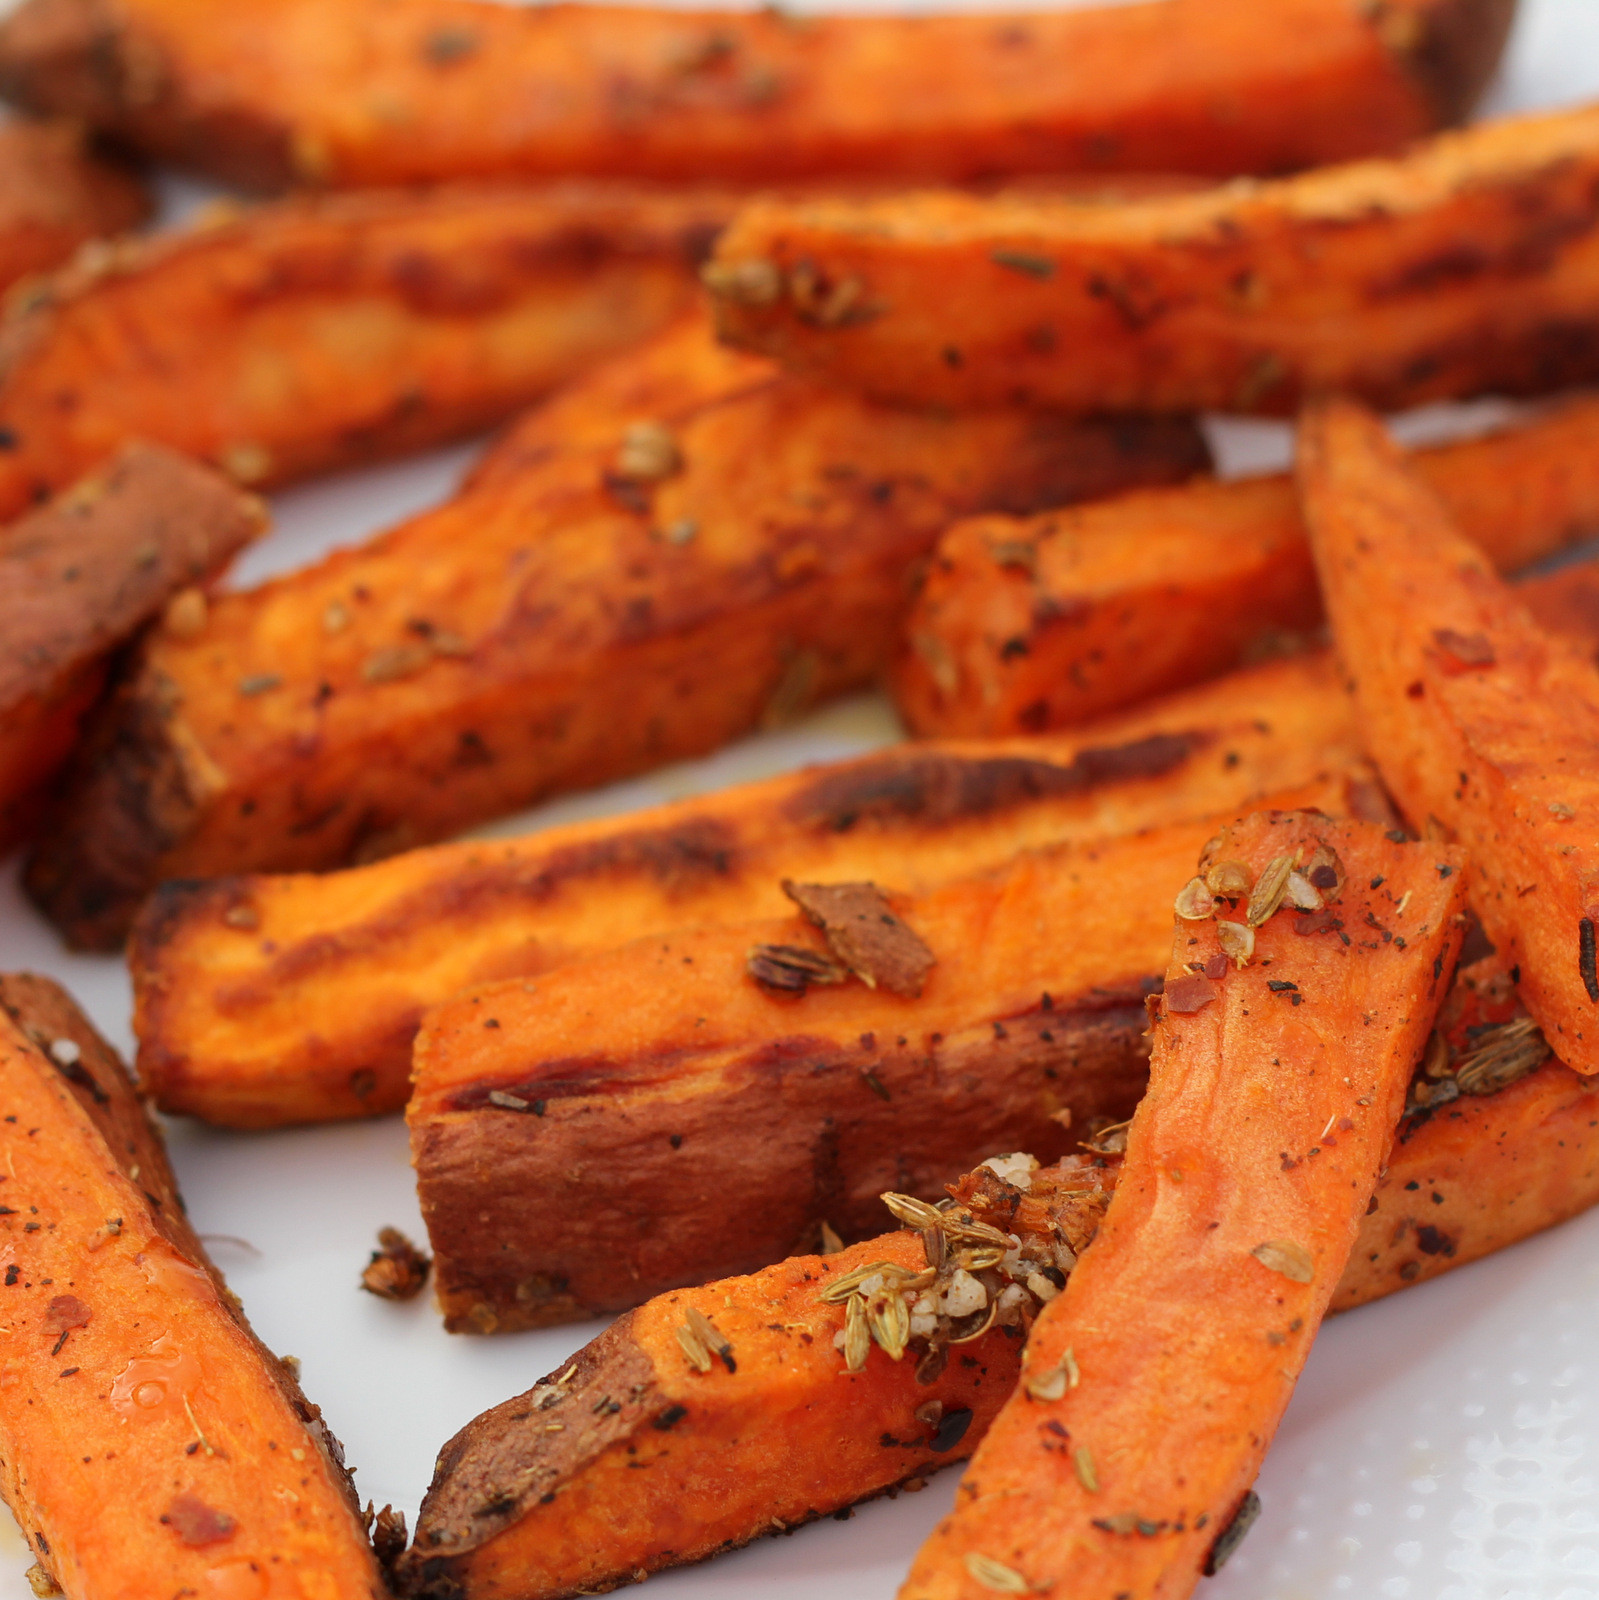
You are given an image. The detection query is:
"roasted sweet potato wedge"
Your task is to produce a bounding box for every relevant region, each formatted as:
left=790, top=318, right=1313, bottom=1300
left=902, top=812, right=1466, bottom=1600
left=711, top=100, right=1599, bottom=416
left=408, top=775, right=1364, bottom=1334
left=397, top=944, right=1599, bottom=1600
left=401, top=985, right=1599, bottom=1600
left=0, top=442, right=266, bottom=850
left=0, top=0, right=1512, bottom=191
left=0, top=117, right=147, bottom=292
left=1301, top=398, right=1599, bottom=1074
left=897, top=396, right=1599, bottom=736
left=132, top=650, right=1370, bottom=1128
left=25, top=314, right=1207, bottom=950
left=396, top=1158, right=1118, bottom=1599
left=0, top=972, right=388, bottom=1596
left=0, top=181, right=741, bottom=521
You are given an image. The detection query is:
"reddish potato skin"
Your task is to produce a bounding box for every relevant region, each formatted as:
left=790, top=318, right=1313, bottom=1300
left=0, top=0, right=1512, bottom=191
left=0, top=443, right=265, bottom=849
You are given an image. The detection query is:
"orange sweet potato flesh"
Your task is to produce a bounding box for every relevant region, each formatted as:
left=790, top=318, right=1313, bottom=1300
left=902, top=812, right=1467, bottom=1600
left=407, top=775, right=1365, bottom=1334
left=711, top=100, right=1599, bottom=418
left=0, top=118, right=147, bottom=292
left=0, top=972, right=387, bottom=1598
left=23, top=314, right=1208, bottom=952
left=897, top=395, right=1599, bottom=737
left=132, top=649, right=1370, bottom=1129
left=0, top=0, right=1512, bottom=191
left=396, top=1159, right=1119, bottom=1599
left=0, top=442, right=266, bottom=850
left=1301, top=398, right=1599, bottom=1074
left=0, top=182, right=739, bottom=522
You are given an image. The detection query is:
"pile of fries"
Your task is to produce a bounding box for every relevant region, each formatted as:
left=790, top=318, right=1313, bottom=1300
left=4, top=0, right=1599, bottom=1594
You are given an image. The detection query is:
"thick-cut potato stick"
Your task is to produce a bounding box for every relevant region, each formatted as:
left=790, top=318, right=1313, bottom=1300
left=902, top=813, right=1466, bottom=1600
left=396, top=1158, right=1119, bottom=1599
left=711, top=101, right=1599, bottom=417
left=0, top=442, right=265, bottom=849
left=132, top=650, right=1368, bottom=1129
left=0, top=973, right=388, bottom=1597
left=0, top=182, right=739, bottom=520
left=400, top=977, right=1599, bottom=1600
left=408, top=777, right=1360, bottom=1334
left=0, top=118, right=147, bottom=292
left=1301, top=398, right=1599, bottom=1074
left=0, top=0, right=1512, bottom=191
left=897, top=397, right=1599, bottom=736
left=23, top=314, right=1207, bottom=951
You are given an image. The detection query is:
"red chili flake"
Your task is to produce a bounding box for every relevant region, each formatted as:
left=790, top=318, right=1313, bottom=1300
left=1432, top=628, right=1495, bottom=673
left=1164, top=974, right=1219, bottom=1014
left=160, top=1494, right=238, bottom=1548
left=1202, top=953, right=1228, bottom=981
left=1293, top=909, right=1339, bottom=936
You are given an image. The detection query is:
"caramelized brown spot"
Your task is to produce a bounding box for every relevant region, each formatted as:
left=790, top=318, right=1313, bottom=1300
left=160, top=1494, right=237, bottom=1548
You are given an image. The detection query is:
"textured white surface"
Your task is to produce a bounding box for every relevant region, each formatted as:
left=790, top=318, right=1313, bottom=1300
left=1, top=0, right=1598, bottom=1595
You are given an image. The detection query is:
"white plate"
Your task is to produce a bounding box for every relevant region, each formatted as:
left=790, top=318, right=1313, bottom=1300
left=3, top=1, right=1599, bottom=1594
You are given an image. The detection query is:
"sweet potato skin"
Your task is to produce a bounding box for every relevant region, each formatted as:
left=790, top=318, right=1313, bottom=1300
left=0, top=0, right=1512, bottom=191
left=1301, top=398, right=1599, bottom=1075
left=132, top=651, right=1369, bottom=1128
left=902, top=814, right=1467, bottom=1600
left=0, top=973, right=387, bottom=1598
left=0, top=443, right=266, bottom=849
left=409, top=778, right=1361, bottom=1334
left=712, top=101, right=1599, bottom=417
left=25, top=315, right=1207, bottom=951
left=0, top=182, right=737, bottom=521
left=897, top=397, right=1599, bottom=737
left=0, top=118, right=147, bottom=291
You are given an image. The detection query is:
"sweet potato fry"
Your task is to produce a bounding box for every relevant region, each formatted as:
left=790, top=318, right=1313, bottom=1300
left=0, top=182, right=740, bottom=520
left=897, top=396, right=1599, bottom=736
left=396, top=1158, right=1118, bottom=1599
left=711, top=100, right=1599, bottom=416
left=0, top=442, right=266, bottom=850
left=0, top=0, right=1512, bottom=191
left=132, top=650, right=1369, bottom=1129
left=902, top=812, right=1466, bottom=1600
left=1301, top=398, right=1599, bottom=1074
left=25, top=314, right=1207, bottom=951
left=408, top=775, right=1364, bottom=1334
left=398, top=968, right=1599, bottom=1599
left=0, top=118, right=147, bottom=292
left=0, top=972, right=388, bottom=1596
